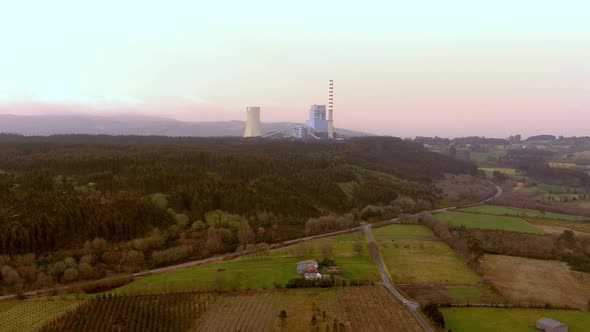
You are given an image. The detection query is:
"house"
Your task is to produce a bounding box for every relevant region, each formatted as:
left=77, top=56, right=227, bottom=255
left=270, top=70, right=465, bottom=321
left=296, top=260, right=318, bottom=275
left=536, top=318, right=568, bottom=332
left=304, top=272, right=322, bottom=280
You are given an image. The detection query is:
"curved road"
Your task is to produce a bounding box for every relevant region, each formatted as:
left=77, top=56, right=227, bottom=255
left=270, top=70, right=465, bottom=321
left=0, top=183, right=502, bottom=310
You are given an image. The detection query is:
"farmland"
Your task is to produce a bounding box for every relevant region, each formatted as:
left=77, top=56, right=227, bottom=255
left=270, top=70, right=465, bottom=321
left=526, top=218, right=590, bottom=235
left=457, top=204, right=590, bottom=221
left=0, top=300, right=83, bottom=332
left=397, top=284, right=504, bottom=305
left=372, top=224, right=481, bottom=284
left=40, top=293, right=216, bottom=332
left=442, top=307, right=590, bottom=332
left=482, top=255, right=590, bottom=308
left=479, top=167, right=524, bottom=179
left=197, top=287, right=422, bottom=332
left=435, top=211, right=542, bottom=234
left=469, top=150, right=507, bottom=163
left=114, top=232, right=379, bottom=294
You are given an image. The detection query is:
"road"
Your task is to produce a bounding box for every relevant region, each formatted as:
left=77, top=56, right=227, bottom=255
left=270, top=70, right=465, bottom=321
left=0, top=183, right=501, bottom=304
left=364, top=224, right=433, bottom=332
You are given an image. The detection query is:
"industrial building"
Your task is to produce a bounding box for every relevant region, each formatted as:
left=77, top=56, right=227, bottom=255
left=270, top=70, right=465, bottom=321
left=304, top=80, right=335, bottom=139
left=243, top=107, right=262, bottom=137
left=306, top=104, right=328, bottom=133
left=244, top=80, right=336, bottom=140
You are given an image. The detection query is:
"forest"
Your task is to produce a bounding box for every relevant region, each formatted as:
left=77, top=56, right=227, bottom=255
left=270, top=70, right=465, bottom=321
left=0, top=135, right=478, bottom=293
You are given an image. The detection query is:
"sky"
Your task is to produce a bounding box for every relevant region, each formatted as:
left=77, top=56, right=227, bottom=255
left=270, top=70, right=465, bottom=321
left=0, top=0, right=589, bottom=137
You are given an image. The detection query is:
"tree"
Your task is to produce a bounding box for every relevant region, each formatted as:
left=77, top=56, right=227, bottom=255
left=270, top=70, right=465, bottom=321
left=352, top=240, right=363, bottom=256
left=126, top=250, right=145, bottom=267
left=91, top=238, right=108, bottom=256
left=238, top=220, right=255, bottom=245
left=278, top=309, right=287, bottom=332
left=206, top=227, right=222, bottom=253
left=63, top=267, right=79, bottom=283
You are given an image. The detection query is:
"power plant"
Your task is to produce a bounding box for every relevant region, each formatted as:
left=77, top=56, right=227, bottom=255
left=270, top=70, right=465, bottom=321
left=243, top=107, right=262, bottom=137
left=243, top=80, right=337, bottom=140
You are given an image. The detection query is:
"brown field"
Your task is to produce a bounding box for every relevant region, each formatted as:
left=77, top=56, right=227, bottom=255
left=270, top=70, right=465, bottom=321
left=397, top=283, right=504, bottom=305
left=196, top=287, right=422, bottom=332
left=535, top=225, right=588, bottom=236
left=525, top=218, right=590, bottom=234
left=483, top=255, right=590, bottom=309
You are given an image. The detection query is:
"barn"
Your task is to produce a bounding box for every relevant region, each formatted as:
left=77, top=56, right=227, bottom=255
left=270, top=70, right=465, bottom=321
left=535, top=317, right=568, bottom=332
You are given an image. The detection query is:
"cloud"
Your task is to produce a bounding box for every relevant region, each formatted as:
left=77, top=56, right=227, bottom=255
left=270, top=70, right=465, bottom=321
left=183, top=95, right=210, bottom=105
left=0, top=91, right=144, bottom=109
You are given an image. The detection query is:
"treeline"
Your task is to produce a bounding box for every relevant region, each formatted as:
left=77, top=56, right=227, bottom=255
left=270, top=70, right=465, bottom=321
left=420, top=212, right=590, bottom=273
left=501, top=149, right=590, bottom=187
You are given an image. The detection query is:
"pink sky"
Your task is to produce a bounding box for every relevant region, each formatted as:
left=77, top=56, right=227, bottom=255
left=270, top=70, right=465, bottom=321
left=1, top=1, right=589, bottom=137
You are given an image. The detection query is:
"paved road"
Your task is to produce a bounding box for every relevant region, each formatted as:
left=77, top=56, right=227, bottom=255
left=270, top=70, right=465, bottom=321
left=0, top=183, right=501, bottom=302
left=363, top=224, right=433, bottom=332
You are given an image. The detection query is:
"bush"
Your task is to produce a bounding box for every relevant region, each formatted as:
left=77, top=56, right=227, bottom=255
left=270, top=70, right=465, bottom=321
left=423, top=302, right=445, bottom=328
left=285, top=278, right=333, bottom=288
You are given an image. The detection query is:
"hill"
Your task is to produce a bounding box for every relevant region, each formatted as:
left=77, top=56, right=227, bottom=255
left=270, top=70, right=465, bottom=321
left=0, top=114, right=370, bottom=137
left=0, top=135, right=480, bottom=294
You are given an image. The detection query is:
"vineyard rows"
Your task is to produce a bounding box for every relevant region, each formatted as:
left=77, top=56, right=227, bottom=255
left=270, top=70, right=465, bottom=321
left=197, top=287, right=422, bottom=332
left=337, top=287, right=423, bottom=332
left=0, top=300, right=83, bottom=332
left=39, top=292, right=218, bottom=332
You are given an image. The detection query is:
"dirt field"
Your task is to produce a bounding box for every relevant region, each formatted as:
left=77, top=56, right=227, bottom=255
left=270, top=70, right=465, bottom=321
left=483, top=255, right=590, bottom=308
left=196, top=287, right=422, bottom=332
left=397, top=283, right=504, bottom=305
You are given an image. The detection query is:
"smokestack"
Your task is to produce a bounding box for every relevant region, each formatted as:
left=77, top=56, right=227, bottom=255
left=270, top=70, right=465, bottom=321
left=328, top=80, right=334, bottom=139
left=244, top=107, right=262, bottom=137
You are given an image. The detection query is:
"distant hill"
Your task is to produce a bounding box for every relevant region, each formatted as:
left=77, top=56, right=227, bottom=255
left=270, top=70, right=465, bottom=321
left=0, top=114, right=370, bottom=137
left=525, top=134, right=557, bottom=142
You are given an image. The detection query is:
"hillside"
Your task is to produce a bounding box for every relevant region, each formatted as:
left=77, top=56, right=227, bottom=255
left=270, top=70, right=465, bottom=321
left=0, top=114, right=370, bottom=137
left=0, top=135, right=480, bottom=294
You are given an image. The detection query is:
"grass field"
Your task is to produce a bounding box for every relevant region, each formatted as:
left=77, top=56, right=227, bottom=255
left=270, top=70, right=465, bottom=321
left=479, top=167, right=524, bottom=180
left=372, top=225, right=482, bottom=284
left=0, top=300, right=83, bottom=332
left=436, top=211, right=542, bottom=234
left=482, top=255, right=590, bottom=309
left=114, top=233, right=379, bottom=294
left=197, top=287, right=422, bottom=332
left=442, top=307, right=590, bottom=332
left=470, top=150, right=507, bottom=164
left=457, top=204, right=590, bottom=221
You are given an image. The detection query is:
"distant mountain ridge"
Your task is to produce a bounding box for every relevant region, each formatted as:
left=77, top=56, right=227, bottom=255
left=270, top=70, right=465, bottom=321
left=0, top=114, right=371, bottom=137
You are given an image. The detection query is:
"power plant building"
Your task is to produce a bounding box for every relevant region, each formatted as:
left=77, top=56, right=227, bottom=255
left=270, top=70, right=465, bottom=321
left=306, top=104, right=329, bottom=133
left=244, top=107, right=262, bottom=137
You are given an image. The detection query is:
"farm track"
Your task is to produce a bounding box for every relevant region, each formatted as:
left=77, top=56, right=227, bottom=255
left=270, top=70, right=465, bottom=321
left=0, top=184, right=501, bottom=302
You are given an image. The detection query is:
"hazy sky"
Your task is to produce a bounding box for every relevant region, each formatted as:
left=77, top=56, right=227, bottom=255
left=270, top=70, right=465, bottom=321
left=0, top=0, right=589, bottom=137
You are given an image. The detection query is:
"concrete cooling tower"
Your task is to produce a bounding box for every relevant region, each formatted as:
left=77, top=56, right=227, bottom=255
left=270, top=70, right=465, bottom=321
left=243, top=107, right=262, bottom=137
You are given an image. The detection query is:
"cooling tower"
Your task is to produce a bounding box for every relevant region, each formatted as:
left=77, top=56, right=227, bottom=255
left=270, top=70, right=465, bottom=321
left=244, top=107, right=262, bottom=137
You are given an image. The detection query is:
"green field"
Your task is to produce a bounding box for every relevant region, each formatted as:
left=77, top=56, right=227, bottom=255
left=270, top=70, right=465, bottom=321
left=0, top=300, right=82, bottom=332
left=479, top=167, right=524, bottom=179
left=470, top=150, right=507, bottom=164
left=442, top=307, right=590, bottom=332
left=457, top=204, right=590, bottom=221
left=436, top=211, right=542, bottom=234
left=113, top=233, right=379, bottom=294
left=372, top=225, right=481, bottom=284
